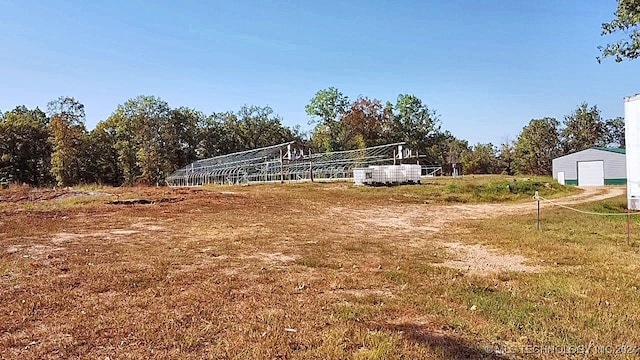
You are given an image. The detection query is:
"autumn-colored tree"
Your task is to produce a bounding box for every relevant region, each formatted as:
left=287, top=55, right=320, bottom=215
left=342, top=97, right=392, bottom=149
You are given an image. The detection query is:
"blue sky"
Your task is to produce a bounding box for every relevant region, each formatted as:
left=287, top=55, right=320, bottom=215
left=1, top=0, right=638, bottom=145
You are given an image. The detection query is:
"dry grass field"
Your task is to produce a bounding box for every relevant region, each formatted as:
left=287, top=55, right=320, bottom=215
left=1, top=176, right=639, bottom=359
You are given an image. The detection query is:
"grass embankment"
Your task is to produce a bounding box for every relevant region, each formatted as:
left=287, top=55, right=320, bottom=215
left=221, top=175, right=578, bottom=205
left=2, top=177, right=636, bottom=359
left=348, top=175, right=576, bottom=204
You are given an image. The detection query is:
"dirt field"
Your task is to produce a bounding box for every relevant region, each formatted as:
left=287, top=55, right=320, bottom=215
left=0, top=183, right=634, bottom=359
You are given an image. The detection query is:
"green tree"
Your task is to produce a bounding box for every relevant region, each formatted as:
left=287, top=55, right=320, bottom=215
left=235, top=105, right=297, bottom=150
left=419, top=130, right=468, bottom=174
left=392, top=94, right=440, bottom=155
left=47, top=96, right=88, bottom=186
left=420, top=130, right=452, bottom=167
left=87, top=119, right=123, bottom=185
left=109, top=107, right=138, bottom=186
left=166, top=107, right=202, bottom=171
left=197, top=106, right=302, bottom=160
left=514, top=118, right=561, bottom=175
left=561, top=102, right=605, bottom=153
left=109, top=95, right=172, bottom=185
left=603, top=116, right=625, bottom=148
left=599, top=0, right=640, bottom=62
left=425, top=133, right=469, bottom=173
left=0, top=106, right=53, bottom=185
left=497, top=139, right=516, bottom=175
left=305, top=87, right=350, bottom=151
left=309, top=124, right=334, bottom=153
left=461, top=143, right=498, bottom=174
left=445, top=138, right=467, bottom=163
left=198, top=112, right=234, bottom=158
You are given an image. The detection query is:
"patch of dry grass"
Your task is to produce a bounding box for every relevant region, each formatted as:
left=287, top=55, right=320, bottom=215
left=440, top=193, right=640, bottom=358
left=1, top=180, right=634, bottom=359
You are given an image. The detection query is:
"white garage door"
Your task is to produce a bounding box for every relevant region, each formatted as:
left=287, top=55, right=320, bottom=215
left=577, top=161, right=604, bottom=186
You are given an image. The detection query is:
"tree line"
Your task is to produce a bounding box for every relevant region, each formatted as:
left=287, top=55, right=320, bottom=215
left=1, top=1, right=636, bottom=188
left=1, top=96, right=303, bottom=186
left=463, top=103, right=624, bottom=176
left=304, top=88, right=624, bottom=176
left=0, top=91, right=624, bottom=187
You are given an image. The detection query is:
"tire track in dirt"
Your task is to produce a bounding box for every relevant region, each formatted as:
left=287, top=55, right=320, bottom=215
left=446, top=186, right=625, bottom=219
left=333, top=187, right=625, bottom=275
left=422, top=186, right=624, bottom=274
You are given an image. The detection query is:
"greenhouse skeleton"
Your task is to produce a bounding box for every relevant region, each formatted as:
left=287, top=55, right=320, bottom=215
left=166, top=141, right=442, bottom=186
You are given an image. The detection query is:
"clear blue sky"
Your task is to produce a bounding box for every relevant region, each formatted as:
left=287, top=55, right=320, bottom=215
left=1, top=0, right=638, bottom=145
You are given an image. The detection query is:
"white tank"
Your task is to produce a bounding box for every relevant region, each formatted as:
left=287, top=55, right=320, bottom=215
left=625, top=94, right=640, bottom=209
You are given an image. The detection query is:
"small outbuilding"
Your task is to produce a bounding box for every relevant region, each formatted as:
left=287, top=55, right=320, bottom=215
left=552, top=148, right=626, bottom=186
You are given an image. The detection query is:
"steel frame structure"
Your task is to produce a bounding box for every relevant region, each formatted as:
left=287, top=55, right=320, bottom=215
left=166, top=141, right=428, bottom=186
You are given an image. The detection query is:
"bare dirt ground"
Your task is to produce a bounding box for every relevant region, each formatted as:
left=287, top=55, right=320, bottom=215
left=332, top=186, right=624, bottom=275
left=0, top=184, right=627, bottom=359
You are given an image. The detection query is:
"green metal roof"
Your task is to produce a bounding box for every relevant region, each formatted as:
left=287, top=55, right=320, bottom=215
left=593, top=147, right=626, bottom=154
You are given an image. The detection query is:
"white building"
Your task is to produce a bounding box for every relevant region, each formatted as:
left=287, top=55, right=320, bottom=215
left=552, top=148, right=626, bottom=186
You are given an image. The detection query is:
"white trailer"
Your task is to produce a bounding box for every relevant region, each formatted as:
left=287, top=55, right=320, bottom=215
left=625, top=94, right=640, bottom=209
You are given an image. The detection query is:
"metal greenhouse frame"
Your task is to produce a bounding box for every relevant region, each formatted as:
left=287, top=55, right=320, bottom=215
left=166, top=141, right=430, bottom=186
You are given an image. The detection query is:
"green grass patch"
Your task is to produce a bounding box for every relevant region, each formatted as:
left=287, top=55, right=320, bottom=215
left=332, top=303, right=370, bottom=322
left=354, top=330, right=399, bottom=360
left=446, top=176, right=576, bottom=203
left=202, top=175, right=579, bottom=205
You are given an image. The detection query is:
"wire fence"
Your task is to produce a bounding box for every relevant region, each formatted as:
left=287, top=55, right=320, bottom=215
left=537, top=195, right=640, bottom=216
left=533, top=191, right=639, bottom=245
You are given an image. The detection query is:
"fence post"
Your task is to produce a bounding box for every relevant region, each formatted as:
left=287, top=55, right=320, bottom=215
left=280, top=148, right=284, bottom=184
left=535, top=191, right=541, bottom=231
left=628, top=208, right=631, bottom=246
left=309, top=149, right=314, bottom=182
